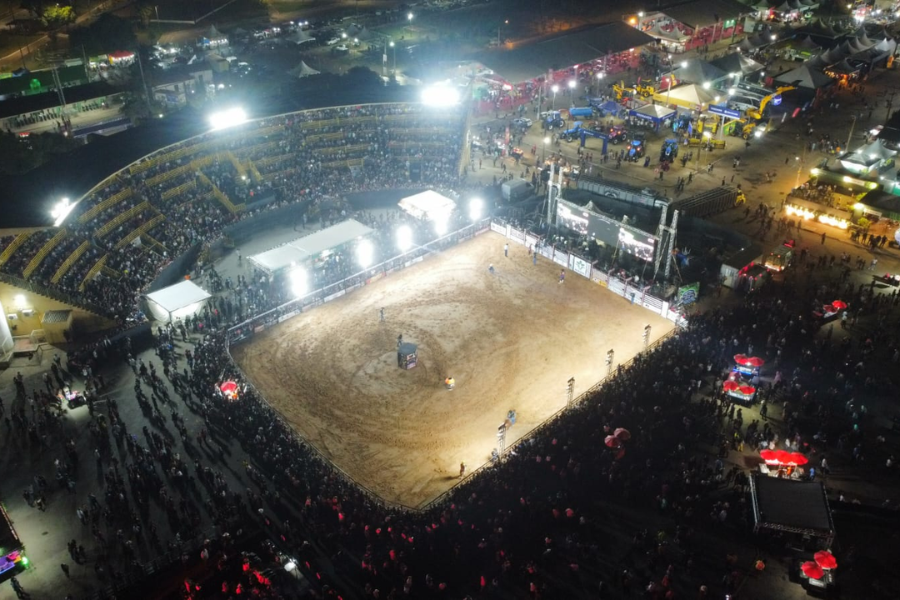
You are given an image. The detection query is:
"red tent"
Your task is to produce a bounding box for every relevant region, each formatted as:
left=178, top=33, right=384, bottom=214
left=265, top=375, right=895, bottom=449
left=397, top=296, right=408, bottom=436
left=738, top=385, right=756, bottom=395
left=744, top=357, right=765, bottom=367
left=831, top=300, right=847, bottom=309
left=733, top=353, right=748, bottom=364
left=723, top=380, right=740, bottom=392
left=787, top=452, right=809, bottom=466
left=220, top=381, right=238, bottom=395
left=614, top=427, right=631, bottom=441
left=759, top=449, right=780, bottom=462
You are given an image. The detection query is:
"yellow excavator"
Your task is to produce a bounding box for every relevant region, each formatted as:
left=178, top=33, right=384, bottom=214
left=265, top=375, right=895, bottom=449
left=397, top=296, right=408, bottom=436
left=745, top=86, right=796, bottom=121
left=613, top=80, right=657, bottom=101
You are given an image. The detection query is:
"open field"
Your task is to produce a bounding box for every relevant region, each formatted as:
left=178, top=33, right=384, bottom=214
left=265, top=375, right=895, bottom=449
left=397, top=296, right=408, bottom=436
left=232, top=231, right=674, bottom=508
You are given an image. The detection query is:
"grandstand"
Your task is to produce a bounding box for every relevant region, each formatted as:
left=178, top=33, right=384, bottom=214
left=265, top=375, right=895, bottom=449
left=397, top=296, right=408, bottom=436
left=0, top=103, right=466, bottom=346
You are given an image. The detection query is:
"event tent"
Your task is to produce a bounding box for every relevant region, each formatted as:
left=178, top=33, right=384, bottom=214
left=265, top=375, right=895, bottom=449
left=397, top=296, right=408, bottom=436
left=249, top=219, right=374, bottom=275
left=398, top=190, right=457, bottom=221
left=629, top=103, right=677, bottom=128
left=709, top=53, right=764, bottom=76
left=658, top=84, right=715, bottom=109
left=674, top=59, right=727, bottom=85
left=750, top=474, right=835, bottom=545
left=290, top=61, right=320, bottom=78
left=291, top=30, right=316, bottom=45
left=144, top=280, right=211, bottom=323
left=775, top=64, right=833, bottom=89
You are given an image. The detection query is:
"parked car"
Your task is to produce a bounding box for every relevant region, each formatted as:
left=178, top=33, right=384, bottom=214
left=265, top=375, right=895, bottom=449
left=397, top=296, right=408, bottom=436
left=336, top=44, right=349, bottom=52
left=512, top=117, right=532, bottom=128
left=326, top=37, right=340, bottom=45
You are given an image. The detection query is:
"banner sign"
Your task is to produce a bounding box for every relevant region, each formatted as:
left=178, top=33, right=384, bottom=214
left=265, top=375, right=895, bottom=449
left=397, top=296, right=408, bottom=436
left=677, top=282, right=700, bottom=305
left=553, top=251, right=569, bottom=267
left=490, top=222, right=507, bottom=235
left=708, top=105, right=741, bottom=119
left=509, top=227, right=526, bottom=244
left=569, top=254, right=591, bottom=278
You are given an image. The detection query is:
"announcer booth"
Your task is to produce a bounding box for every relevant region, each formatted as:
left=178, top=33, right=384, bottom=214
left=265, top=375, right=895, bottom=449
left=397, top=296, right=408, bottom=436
left=143, top=280, right=212, bottom=323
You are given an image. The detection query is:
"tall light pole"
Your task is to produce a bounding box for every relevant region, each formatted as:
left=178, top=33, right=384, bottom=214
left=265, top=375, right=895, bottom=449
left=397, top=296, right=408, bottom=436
left=389, top=40, right=396, bottom=74
left=698, top=131, right=711, bottom=170
left=568, top=79, right=576, bottom=104
left=542, top=136, right=550, bottom=163
left=551, top=84, right=559, bottom=109
left=595, top=71, right=604, bottom=96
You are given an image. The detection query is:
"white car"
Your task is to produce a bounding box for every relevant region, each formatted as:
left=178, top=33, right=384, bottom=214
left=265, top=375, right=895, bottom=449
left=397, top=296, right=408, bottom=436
left=326, top=37, right=340, bottom=45
left=336, top=44, right=349, bottom=52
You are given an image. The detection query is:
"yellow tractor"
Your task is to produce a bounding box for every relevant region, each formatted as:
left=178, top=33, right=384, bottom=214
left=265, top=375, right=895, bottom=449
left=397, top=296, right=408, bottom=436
left=745, top=86, right=796, bottom=121
left=613, top=81, right=656, bottom=101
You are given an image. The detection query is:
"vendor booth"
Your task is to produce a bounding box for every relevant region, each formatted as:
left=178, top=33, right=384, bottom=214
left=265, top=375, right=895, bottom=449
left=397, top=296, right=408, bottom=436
left=144, top=280, right=211, bottom=323
left=750, top=473, right=835, bottom=548
left=654, top=84, right=715, bottom=111
left=248, top=219, right=374, bottom=275
left=629, top=104, right=677, bottom=131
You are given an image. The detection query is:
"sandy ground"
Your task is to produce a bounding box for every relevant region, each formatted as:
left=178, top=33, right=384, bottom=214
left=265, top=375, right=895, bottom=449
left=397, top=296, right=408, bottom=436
left=231, top=232, right=674, bottom=508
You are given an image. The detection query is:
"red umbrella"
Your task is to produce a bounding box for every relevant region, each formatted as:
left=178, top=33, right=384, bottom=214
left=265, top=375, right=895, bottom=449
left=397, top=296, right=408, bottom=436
left=219, top=381, right=238, bottom=395
left=604, top=435, right=622, bottom=448
left=723, top=380, right=740, bottom=392
left=831, top=300, right=847, bottom=310
left=773, top=450, right=792, bottom=464
left=734, top=354, right=748, bottom=364
left=739, top=385, right=756, bottom=395
left=814, top=550, right=837, bottom=570
left=759, top=449, right=780, bottom=462
left=615, top=448, right=626, bottom=460
left=744, top=357, right=765, bottom=367
left=801, top=561, right=824, bottom=580
left=614, top=427, right=631, bottom=441
left=787, top=452, right=809, bottom=466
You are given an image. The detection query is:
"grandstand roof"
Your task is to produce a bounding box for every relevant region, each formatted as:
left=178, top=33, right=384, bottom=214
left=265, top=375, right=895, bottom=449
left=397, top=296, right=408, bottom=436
left=475, top=22, right=655, bottom=84
left=249, top=219, right=374, bottom=274
left=0, top=89, right=419, bottom=230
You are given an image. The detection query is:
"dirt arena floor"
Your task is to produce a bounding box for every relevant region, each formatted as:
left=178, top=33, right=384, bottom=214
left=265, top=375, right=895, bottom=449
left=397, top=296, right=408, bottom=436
left=232, top=232, right=675, bottom=508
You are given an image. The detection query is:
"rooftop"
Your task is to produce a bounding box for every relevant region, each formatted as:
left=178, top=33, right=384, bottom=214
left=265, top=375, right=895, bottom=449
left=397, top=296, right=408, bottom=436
left=662, top=0, right=750, bottom=30
left=475, top=21, right=655, bottom=84
left=0, top=81, right=121, bottom=120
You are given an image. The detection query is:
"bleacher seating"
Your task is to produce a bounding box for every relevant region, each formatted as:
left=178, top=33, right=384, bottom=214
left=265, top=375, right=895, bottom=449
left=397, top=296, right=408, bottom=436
left=0, top=103, right=466, bottom=321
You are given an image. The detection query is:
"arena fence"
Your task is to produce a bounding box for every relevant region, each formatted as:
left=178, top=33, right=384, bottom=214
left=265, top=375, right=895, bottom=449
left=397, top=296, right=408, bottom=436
left=224, top=219, right=686, bottom=511
left=490, top=221, right=688, bottom=327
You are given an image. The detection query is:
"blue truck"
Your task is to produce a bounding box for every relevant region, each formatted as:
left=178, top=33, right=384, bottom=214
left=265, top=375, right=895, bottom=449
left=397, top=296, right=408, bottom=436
left=567, top=106, right=593, bottom=118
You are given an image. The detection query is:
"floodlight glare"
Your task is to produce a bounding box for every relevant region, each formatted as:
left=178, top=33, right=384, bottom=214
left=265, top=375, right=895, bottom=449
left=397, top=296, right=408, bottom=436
left=469, top=197, right=484, bottom=221
left=51, top=197, right=74, bottom=227
left=208, top=107, right=247, bottom=130
left=396, top=225, right=414, bottom=251
left=356, top=239, right=375, bottom=268
left=421, top=84, right=460, bottom=107
left=434, top=216, right=449, bottom=235
left=289, top=267, right=309, bottom=298
left=568, top=80, right=576, bottom=89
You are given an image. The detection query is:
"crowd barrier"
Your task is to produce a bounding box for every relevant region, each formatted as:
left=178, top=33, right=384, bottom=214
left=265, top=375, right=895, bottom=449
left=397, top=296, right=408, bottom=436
left=490, top=221, right=687, bottom=327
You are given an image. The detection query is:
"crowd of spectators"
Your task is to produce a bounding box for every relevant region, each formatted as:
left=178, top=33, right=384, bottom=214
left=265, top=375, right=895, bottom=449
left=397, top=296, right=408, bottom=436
left=25, top=254, right=893, bottom=599
left=0, top=103, right=465, bottom=324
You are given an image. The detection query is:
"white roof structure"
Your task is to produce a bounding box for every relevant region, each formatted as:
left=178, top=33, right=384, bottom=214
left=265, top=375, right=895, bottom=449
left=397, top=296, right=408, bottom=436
left=398, top=190, right=457, bottom=220
left=290, top=61, right=320, bottom=78
left=144, top=280, right=211, bottom=322
left=249, top=219, right=374, bottom=274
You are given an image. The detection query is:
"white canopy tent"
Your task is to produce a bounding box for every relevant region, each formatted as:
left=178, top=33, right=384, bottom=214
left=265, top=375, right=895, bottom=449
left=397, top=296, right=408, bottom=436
left=290, top=61, right=320, bottom=78
left=249, top=219, right=375, bottom=275
left=398, top=190, right=457, bottom=221
left=144, top=280, right=211, bottom=323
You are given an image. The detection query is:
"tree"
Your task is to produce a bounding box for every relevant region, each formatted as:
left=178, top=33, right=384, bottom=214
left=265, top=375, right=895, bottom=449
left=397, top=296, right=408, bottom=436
left=68, top=14, right=136, bottom=55
left=42, top=5, right=75, bottom=29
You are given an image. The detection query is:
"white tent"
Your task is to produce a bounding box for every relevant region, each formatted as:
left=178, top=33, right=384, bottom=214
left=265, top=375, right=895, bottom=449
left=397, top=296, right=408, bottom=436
left=249, top=219, right=374, bottom=274
left=290, top=61, right=320, bottom=78
left=144, top=280, right=211, bottom=323
left=659, top=84, right=715, bottom=109
left=291, top=30, right=316, bottom=45
left=398, top=190, right=457, bottom=221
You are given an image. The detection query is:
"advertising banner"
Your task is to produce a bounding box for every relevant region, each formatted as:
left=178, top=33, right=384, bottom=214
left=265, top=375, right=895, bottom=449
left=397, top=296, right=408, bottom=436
left=509, top=227, right=526, bottom=245
left=553, top=250, right=569, bottom=267
left=568, top=254, right=592, bottom=279
left=677, top=282, right=700, bottom=305
left=490, top=222, right=507, bottom=235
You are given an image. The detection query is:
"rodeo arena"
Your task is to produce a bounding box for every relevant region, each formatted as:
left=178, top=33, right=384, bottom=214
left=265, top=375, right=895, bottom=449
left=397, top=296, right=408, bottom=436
left=3, top=5, right=900, bottom=597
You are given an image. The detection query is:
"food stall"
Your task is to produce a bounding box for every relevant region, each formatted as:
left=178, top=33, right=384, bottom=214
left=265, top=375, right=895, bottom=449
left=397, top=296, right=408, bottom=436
left=758, top=449, right=809, bottom=479
left=723, top=377, right=756, bottom=404
left=813, top=300, right=846, bottom=323
left=733, top=353, right=764, bottom=377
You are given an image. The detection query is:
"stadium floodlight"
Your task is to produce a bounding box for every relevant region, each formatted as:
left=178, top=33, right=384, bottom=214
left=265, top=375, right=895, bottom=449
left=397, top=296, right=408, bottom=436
left=208, top=107, right=247, bottom=131
left=51, top=197, right=74, bottom=227
left=469, top=197, right=483, bottom=221
left=421, top=83, right=460, bottom=107
left=289, top=267, right=309, bottom=298
left=396, top=225, right=413, bottom=251
left=356, top=239, right=375, bottom=268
